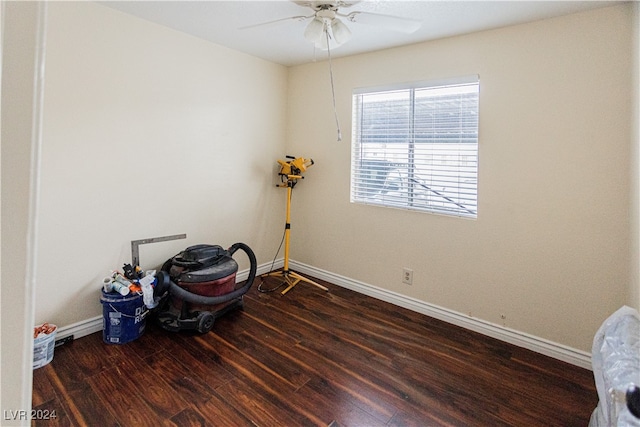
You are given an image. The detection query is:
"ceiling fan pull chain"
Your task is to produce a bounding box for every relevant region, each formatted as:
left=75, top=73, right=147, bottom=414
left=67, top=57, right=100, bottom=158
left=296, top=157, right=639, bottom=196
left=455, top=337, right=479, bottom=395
left=326, top=28, right=342, bottom=142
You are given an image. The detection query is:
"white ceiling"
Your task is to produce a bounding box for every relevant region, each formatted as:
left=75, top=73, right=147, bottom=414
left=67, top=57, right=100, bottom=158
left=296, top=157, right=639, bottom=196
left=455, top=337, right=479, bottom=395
left=99, top=0, right=621, bottom=66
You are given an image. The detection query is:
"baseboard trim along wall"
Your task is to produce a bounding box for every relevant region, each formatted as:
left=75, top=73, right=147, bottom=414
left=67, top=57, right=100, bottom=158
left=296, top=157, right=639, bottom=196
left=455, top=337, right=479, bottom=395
left=57, top=316, right=104, bottom=341
left=288, top=260, right=593, bottom=370
left=56, top=258, right=591, bottom=370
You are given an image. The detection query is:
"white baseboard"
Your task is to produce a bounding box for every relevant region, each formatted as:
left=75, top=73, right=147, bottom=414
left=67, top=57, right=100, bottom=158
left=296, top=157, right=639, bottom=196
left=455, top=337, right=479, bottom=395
left=56, top=316, right=103, bottom=341
left=56, top=258, right=592, bottom=370
left=55, top=259, right=285, bottom=341
left=289, top=260, right=592, bottom=370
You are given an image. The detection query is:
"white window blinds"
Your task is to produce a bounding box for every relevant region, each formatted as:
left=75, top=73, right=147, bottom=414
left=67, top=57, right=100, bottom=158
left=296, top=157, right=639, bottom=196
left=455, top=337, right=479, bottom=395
left=351, top=77, right=479, bottom=218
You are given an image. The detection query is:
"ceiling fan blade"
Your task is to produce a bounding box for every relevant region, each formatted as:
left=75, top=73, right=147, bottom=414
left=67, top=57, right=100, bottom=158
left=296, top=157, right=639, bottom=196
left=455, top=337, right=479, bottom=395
left=344, top=11, right=421, bottom=33
left=239, top=15, right=311, bottom=30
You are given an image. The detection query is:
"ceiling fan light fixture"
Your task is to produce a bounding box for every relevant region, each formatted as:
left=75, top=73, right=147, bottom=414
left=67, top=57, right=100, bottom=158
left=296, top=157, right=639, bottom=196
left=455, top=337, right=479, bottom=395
left=304, top=17, right=325, bottom=43
left=315, top=32, right=330, bottom=50
left=314, top=21, right=346, bottom=51
left=331, top=18, right=351, bottom=45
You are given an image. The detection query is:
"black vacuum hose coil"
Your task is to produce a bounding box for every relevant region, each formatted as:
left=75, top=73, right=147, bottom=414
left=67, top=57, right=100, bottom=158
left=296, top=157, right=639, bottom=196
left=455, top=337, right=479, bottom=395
left=157, top=242, right=257, bottom=306
left=628, top=386, right=640, bottom=419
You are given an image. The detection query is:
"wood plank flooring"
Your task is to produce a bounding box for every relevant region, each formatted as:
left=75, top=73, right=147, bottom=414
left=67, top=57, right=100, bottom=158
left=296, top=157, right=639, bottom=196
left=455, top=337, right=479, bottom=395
left=32, top=273, right=598, bottom=426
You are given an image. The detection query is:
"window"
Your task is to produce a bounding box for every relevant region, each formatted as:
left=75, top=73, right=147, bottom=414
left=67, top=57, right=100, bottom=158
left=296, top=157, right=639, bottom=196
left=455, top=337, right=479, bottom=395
left=351, top=76, right=479, bottom=218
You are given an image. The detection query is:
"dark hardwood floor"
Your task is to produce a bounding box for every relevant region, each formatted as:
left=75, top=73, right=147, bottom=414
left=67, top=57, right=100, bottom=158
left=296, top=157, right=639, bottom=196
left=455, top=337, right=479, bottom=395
left=32, top=273, right=598, bottom=426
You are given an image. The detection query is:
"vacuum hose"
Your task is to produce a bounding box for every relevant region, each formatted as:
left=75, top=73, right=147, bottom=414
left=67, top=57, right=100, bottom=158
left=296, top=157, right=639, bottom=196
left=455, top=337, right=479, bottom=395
left=165, top=242, right=257, bottom=306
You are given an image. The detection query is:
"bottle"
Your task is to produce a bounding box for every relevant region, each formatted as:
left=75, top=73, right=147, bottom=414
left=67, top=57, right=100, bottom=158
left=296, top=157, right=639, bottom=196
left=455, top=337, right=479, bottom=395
left=139, top=275, right=156, bottom=308
left=111, top=280, right=130, bottom=296
left=102, top=277, right=114, bottom=293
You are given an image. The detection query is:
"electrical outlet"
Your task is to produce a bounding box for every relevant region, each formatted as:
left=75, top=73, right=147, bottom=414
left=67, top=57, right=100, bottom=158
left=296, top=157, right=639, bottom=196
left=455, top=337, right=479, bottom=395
left=402, top=268, right=413, bottom=285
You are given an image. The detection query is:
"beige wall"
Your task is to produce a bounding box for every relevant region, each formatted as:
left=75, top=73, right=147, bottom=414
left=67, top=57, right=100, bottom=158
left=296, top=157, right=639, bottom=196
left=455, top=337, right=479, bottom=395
left=33, top=2, right=289, bottom=327
left=287, top=4, right=634, bottom=353
left=631, top=2, right=640, bottom=311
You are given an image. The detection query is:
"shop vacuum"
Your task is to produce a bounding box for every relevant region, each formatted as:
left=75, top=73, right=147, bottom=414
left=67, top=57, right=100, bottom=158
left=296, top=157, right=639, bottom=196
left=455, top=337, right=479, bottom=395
left=152, top=242, right=256, bottom=334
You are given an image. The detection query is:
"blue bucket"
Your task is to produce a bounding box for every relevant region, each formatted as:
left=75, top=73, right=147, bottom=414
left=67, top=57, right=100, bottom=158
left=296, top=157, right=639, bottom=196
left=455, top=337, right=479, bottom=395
left=100, top=290, right=148, bottom=344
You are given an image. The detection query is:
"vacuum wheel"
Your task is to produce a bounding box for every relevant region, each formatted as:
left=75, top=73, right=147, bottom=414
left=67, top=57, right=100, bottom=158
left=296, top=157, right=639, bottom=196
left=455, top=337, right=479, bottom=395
left=196, top=311, right=215, bottom=333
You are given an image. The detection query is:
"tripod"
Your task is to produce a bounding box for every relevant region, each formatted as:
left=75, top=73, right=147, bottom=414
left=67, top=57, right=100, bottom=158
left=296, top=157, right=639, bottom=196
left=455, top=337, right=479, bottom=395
left=264, top=174, right=328, bottom=296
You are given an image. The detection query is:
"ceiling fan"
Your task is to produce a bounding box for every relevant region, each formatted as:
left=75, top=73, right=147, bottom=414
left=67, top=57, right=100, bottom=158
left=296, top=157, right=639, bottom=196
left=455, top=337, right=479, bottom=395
left=241, top=1, right=422, bottom=50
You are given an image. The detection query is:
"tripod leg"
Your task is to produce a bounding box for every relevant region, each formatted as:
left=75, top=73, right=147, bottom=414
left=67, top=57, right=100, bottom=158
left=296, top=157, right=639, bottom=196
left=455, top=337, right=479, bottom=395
left=281, top=277, right=301, bottom=295
left=281, top=271, right=328, bottom=295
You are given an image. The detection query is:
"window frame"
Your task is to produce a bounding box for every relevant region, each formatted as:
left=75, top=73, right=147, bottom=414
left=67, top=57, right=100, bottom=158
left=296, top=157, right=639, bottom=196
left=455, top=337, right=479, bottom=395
left=350, top=75, right=480, bottom=219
